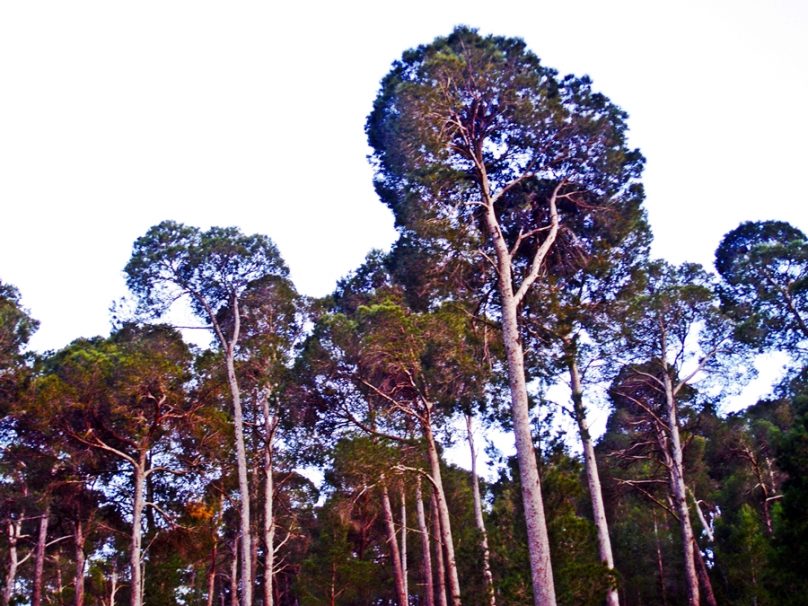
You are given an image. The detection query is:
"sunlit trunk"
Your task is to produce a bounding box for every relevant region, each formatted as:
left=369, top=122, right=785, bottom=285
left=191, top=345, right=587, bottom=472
left=381, top=475, right=408, bottom=606
left=431, top=492, right=448, bottom=606
left=465, top=414, right=496, bottom=606
left=567, top=356, right=619, bottom=606
left=423, top=419, right=462, bottom=606
left=130, top=453, right=147, bottom=606
left=32, top=501, right=50, bottom=606
left=416, top=477, right=435, bottom=606
left=662, top=371, right=699, bottom=606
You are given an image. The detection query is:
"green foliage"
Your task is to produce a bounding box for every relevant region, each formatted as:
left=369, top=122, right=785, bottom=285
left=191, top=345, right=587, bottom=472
left=771, top=368, right=808, bottom=601
left=715, top=221, right=808, bottom=355
left=124, top=220, right=289, bottom=324
left=489, top=445, right=614, bottom=606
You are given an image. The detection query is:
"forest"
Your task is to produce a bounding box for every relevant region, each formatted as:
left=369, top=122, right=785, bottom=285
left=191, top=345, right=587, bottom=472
left=1, top=26, right=806, bottom=606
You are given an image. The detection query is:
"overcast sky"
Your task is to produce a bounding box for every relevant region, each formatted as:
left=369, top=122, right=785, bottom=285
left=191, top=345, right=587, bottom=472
left=2, top=1, right=806, bottom=364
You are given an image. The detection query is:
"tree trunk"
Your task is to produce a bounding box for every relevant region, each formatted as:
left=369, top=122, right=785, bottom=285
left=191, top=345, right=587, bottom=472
left=74, top=519, right=87, bottom=606
left=693, top=539, right=717, bottom=606
left=652, top=512, right=667, bottom=606
left=567, top=357, right=619, bottom=606
left=423, top=421, right=462, bottom=606
left=262, top=401, right=277, bottom=606
left=32, top=502, right=50, bottom=606
left=2, top=517, right=22, bottom=606
left=207, top=532, right=219, bottom=606
left=230, top=537, right=240, bottom=606
left=219, top=299, right=253, bottom=606
left=483, top=168, right=558, bottom=606
left=130, top=454, right=147, bottom=606
left=465, top=414, right=496, bottom=606
left=498, top=294, right=557, bottom=606
left=106, top=566, right=120, bottom=606
left=228, top=352, right=253, bottom=606
left=662, top=371, right=700, bottom=606
left=400, top=484, right=408, bottom=600
left=416, top=477, right=435, bottom=606
left=431, top=492, right=448, bottom=606
left=381, top=476, right=409, bottom=606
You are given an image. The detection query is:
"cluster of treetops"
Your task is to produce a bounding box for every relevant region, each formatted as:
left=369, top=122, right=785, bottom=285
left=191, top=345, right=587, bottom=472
left=1, top=26, right=806, bottom=606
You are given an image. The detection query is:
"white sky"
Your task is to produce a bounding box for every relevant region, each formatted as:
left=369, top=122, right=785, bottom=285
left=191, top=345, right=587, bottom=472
left=2, top=0, right=807, bottom=359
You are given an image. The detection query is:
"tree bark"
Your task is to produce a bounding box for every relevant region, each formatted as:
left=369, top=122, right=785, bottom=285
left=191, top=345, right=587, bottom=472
left=567, top=357, right=619, bottom=606
left=662, top=371, right=700, bottom=606
left=483, top=183, right=558, bottom=606
left=693, top=539, right=717, bottom=606
left=207, top=531, right=219, bottom=606
left=230, top=537, right=240, bottom=606
left=262, top=396, right=277, bottom=606
left=416, top=477, right=435, bottom=606
left=381, top=476, right=409, bottom=606
left=431, top=492, right=448, bottom=606
left=2, top=517, right=22, bottom=606
left=32, top=502, right=50, bottom=606
left=423, top=421, right=462, bottom=606
left=74, top=519, right=86, bottom=606
left=400, top=483, right=408, bottom=600
left=130, top=453, right=147, bottom=606
left=226, top=344, right=253, bottom=606
left=465, top=414, right=496, bottom=606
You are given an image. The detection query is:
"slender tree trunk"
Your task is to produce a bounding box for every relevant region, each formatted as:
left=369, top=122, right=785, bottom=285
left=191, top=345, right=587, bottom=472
left=652, top=512, right=667, bottom=606
left=431, top=492, right=448, bottom=606
left=400, top=484, right=408, bottom=600
left=662, top=371, right=700, bottom=606
left=416, top=477, right=435, bottom=606
left=262, top=404, right=277, bottom=606
left=130, top=454, right=147, bottom=606
left=2, top=517, right=22, bottom=606
left=381, top=476, right=409, bottom=606
left=74, top=519, right=86, bottom=606
left=218, top=299, right=253, bottom=606
left=423, top=420, right=462, bottom=606
left=230, top=537, right=240, bottom=606
left=693, top=539, right=717, bottom=606
left=207, top=533, right=219, bottom=606
left=483, top=173, right=558, bottom=606
left=32, top=502, right=50, bottom=606
left=465, top=414, right=496, bottom=606
left=107, top=566, right=120, bottom=606
left=567, top=356, right=619, bottom=606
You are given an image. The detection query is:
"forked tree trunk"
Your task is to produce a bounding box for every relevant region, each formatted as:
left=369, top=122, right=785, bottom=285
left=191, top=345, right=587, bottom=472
left=431, top=492, right=448, bottom=606
left=483, top=186, right=558, bottom=606
left=465, top=414, right=496, bottom=606
left=567, top=356, right=619, bottom=606
left=381, top=476, right=408, bottom=606
left=416, top=477, right=435, bottom=606
left=662, top=371, right=700, bottom=606
left=32, top=502, right=50, bottom=606
left=423, top=420, right=462, bottom=606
